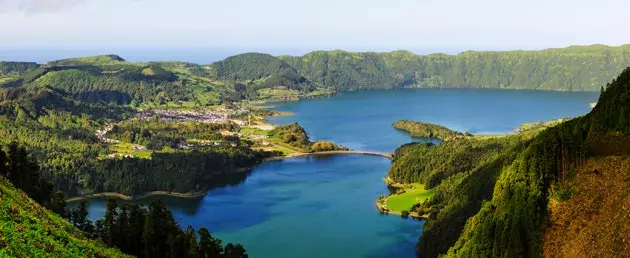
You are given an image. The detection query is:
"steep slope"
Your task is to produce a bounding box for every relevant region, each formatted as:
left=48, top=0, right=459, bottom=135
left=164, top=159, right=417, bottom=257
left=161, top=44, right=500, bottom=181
left=0, top=178, right=127, bottom=257
left=445, top=68, right=630, bottom=257
left=0, top=62, right=39, bottom=76
left=279, top=44, right=630, bottom=91
left=205, top=52, right=318, bottom=97
left=542, top=156, right=630, bottom=257
left=388, top=67, right=630, bottom=257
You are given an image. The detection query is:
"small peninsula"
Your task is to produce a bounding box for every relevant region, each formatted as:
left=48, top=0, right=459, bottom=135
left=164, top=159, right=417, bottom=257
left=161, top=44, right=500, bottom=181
left=392, top=120, right=465, bottom=140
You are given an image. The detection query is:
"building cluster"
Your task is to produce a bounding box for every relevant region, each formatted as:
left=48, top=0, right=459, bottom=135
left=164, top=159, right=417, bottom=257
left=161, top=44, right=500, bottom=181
left=95, top=123, right=120, bottom=144
left=139, top=109, right=230, bottom=123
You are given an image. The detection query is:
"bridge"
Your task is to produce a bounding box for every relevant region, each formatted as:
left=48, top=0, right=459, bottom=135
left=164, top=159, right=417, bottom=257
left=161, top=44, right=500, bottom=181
left=298, top=150, right=393, bottom=160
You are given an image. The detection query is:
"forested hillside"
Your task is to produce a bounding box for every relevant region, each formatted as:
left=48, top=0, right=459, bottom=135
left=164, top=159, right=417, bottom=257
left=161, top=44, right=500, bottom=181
left=0, top=142, right=248, bottom=257
left=3, top=45, right=628, bottom=107
left=388, top=67, right=630, bottom=257
left=0, top=178, right=127, bottom=257
left=280, top=44, right=630, bottom=91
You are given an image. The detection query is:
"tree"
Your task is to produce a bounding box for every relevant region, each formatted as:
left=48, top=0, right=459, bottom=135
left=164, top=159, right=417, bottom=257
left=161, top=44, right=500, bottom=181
left=198, top=228, right=222, bottom=258
left=126, top=204, right=146, bottom=256
left=116, top=204, right=130, bottom=251
left=104, top=198, right=118, bottom=246
left=223, top=243, right=248, bottom=258
left=49, top=191, right=68, bottom=218
left=0, top=148, right=6, bottom=177
left=144, top=200, right=177, bottom=257
left=71, top=201, right=90, bottom=231
left=184, top=226, right=198, bottom=258
left=7, top=142, right=21, bottom=187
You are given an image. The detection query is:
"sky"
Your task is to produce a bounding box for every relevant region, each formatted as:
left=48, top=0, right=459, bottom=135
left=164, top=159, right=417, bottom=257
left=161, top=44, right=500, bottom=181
left=1, top=0, right=630, bottom=63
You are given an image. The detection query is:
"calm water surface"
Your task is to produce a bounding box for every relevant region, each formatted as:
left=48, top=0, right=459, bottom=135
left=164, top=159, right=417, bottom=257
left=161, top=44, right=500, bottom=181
left=76, top=88, right=599, bottom=258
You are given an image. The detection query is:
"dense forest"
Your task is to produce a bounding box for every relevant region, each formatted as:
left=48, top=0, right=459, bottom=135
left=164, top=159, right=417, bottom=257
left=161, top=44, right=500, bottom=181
left=388, top=67, right=630, bottom=257
left=279, top=45, right=630, bottom=92
left=392, top=120, right=466, bottom=140
left=2, top=47, right=630, bottom=257
left=0, top=86, right=271, bottom=197
left=268, top=123, right=348, bottom=152
left=3, top=45, right=629, bottom=109
left=0, top=142, right=247, bottom=257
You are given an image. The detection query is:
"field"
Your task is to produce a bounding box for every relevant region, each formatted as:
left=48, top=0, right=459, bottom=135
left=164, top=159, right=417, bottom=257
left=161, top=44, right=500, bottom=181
left=106, top=142, right=153, bottom=159
left=386, top=183, right=434, bottom=212
left=0, top=77, right=13, bottom=84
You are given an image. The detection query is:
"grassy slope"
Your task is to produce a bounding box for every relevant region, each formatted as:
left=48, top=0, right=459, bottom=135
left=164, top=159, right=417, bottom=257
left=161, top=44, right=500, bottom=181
left=386, top=183, right=434, bottom=212
left=542, top=156, right=630, bottom=257
left=0, top=179, right=127, bottom=257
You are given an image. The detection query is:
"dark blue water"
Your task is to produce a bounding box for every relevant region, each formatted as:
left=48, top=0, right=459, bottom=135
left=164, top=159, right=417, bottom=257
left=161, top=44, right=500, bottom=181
left=74, top=88, right=599, bottom=258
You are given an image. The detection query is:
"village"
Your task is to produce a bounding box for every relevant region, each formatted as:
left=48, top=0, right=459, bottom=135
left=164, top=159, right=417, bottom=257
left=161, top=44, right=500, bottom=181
left=95, top=107, right=271, bottom=159
left=138, top=108, right=248, bottom=125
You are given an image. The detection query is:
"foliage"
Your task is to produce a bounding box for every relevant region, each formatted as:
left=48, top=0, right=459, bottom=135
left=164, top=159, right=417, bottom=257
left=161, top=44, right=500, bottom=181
left=385, top=183, right=434, bottom=212
left=403, top=67, right=630, bottom=257
left=89, top=147, right=265, bottom=195
left=0, top=61, right=39, bottom=76
left=280, top=45, right=630, bottom=92
left=67, top=198, right=249, bottom=258
left=389, top=135, right=524, bottom=188
left=0, top=179, right=126, bottom=257
left=107, top=119, right=239, bottom=150
left=310, top=140, right=349, bottom=152
left=393, top=120, right=463, bottom=140
left=268, top=123, right=312, bottom=151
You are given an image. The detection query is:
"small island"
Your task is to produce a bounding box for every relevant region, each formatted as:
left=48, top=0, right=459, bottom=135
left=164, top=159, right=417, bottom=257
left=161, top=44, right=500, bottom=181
left=392, top=120, right=465, bottom=141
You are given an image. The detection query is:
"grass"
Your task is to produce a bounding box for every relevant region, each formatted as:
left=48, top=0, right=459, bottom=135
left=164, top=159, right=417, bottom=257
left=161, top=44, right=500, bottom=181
left=0, top=178, right=128, bottom=257
left=253, top=146, right=294, bottom=156
left=0, top=77, right=13, bottom=84
left=240, top=127, right=269, bottom=136
left=386, top=183, right=434, bottom=212
left=256, top=86, right=301, bottom=100
left=107, top=142, right=153, bottom=159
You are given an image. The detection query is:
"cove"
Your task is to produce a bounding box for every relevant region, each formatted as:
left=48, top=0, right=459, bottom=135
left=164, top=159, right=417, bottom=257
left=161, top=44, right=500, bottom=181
left=74, top=88, right=599, bottom=258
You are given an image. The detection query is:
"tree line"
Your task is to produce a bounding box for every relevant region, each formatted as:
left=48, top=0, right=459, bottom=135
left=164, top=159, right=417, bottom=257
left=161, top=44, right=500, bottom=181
left=1, top=141, right=248, bottom=257
left=69, top=199, right=248, bottom=258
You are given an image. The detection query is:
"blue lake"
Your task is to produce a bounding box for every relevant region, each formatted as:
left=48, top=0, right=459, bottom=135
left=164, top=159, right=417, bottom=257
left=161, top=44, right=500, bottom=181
left=76, top=88, right=599, bottom=258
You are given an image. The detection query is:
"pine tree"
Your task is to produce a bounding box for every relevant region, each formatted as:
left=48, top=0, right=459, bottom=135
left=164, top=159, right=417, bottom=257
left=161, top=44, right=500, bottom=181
left=223, top=243, right=248, bottom=258
left=198, top=228, right=222, bottom=258
left=104, top=198, right=118, bottom=246
left=184, top=226, right=198, bottom=258
left=127, top=204, right=146, bottom=256
left=71, top=201, right=89, bottom=230
left=7, top=142, right=21, bottom=187
left=48, top=191, right=68, bottom=217
left=0, top=148, right=6, bottom=177
left=144, top=200, right=177, bottom=257
left=116, top=204, right=130, bottom=251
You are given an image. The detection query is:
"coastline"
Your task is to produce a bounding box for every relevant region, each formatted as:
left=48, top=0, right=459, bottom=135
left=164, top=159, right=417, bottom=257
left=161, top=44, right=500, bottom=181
left=375, top=178, right=430, bottom=219
left=375, top=198, right=428, bottom=219
left=66, top=190, right=207, bottom=202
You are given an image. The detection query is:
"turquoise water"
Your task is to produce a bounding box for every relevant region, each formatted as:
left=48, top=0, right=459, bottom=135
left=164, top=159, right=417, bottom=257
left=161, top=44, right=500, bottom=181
left=76, top=88, right=599, bottom=258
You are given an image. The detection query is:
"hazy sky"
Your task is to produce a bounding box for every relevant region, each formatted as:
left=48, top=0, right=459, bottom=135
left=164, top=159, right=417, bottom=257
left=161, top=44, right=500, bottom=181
left=1, top=0, right=630, bottom=61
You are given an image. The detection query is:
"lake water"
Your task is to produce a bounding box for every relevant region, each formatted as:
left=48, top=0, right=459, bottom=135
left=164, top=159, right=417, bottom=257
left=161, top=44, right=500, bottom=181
left=75, top=88, right=599, bottom=258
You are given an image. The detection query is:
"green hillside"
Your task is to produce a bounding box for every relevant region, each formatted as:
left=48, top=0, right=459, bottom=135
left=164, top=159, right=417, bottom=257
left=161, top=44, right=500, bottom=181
left=280, top=44, right=630, bottom=91
left=388, top=67, right=630, bottom=257
left=0, top=178, right=127, bottom=257
left=3, top=44, right=628, bottom=107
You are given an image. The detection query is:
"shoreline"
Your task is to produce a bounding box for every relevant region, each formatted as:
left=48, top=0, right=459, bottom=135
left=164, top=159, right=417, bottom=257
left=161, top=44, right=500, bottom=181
left=66, top=190, right=207, bottom=202
left=375, top=177, right=429, bottom=219
left=263, top=150, right=393, bottom=161
left=375, top=198, right=428, bottom=219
